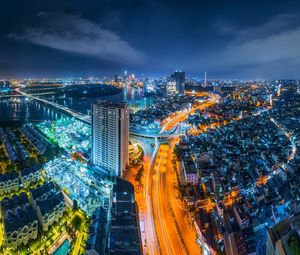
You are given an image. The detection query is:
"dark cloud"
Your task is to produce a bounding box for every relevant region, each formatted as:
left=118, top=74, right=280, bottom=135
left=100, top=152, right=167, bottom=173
left=1, top=0, right=300, bottom=78
left=191, top=14, right=300, bottom=79
left=214, top=14, right=299, bottom=40
left=10, top=11, right=146, bottom=65
left=220, top=26, right=300, bottom=66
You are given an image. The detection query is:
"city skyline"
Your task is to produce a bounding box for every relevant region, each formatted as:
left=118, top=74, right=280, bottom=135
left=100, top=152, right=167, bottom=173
left=1, top=0, right=300, bottom=79
left=1, top=71, right=300, bottom=255
left=1, top=1, right=300, bottom=255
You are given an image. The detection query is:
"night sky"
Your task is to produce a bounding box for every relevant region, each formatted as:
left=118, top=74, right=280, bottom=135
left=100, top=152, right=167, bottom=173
left=1, top=0, right=300, bottom=79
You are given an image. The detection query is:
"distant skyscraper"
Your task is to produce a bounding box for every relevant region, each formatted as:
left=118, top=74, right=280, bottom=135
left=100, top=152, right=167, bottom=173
left=124, top=70, right=128, bottom=81
left=143, top=78, right=149, bottom=93
left=171, top=70, right=185, bottom=94
left=114, top=74, right=122, bottom=83
left=166, top=80, right=177, bottom=96
left=92, top=101, right=129, bottom=177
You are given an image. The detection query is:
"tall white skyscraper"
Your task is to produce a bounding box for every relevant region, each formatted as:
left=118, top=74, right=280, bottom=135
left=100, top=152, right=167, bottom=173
left=92, top=101, right=129, bottom=177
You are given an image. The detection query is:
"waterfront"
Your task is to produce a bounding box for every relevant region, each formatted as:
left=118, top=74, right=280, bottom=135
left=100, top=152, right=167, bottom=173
left=0, top=97, right=64, bottom=125
left=2, top=0, right=300, bottom=254
left=0, top=85, right=153, bottom=125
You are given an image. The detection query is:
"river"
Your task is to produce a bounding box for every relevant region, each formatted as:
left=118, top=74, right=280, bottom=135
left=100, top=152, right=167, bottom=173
left=0, top=85, right=153, bottom=126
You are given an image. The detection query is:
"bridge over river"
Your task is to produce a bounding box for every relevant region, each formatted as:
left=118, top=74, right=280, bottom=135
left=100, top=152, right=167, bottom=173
left=16, top=89, right=183, bottom=139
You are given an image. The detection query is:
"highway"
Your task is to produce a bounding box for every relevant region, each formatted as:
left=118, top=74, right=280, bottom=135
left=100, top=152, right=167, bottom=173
left=153, top=144, right=181, bottom=254
left=130, top=93, right=217, bottom=255
left=167, top=140, right=201, bottom=254
left=131, top=93, right=218, bottom=255
left=16, top=88, right=185, bottom=139
left=151, top=142, right=201, bottom=255
left=17, top=87, right=216, bottom=254
left=14, top=87, right=288, bottom=255
left=130, top=137, right=161, bottom=255
left=160, top=94, right=218, bottom=133
left=133, top=139, right=201, bottom=255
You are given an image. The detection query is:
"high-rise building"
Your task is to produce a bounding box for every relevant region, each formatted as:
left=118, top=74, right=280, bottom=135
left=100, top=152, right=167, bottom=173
left=171, top=70, right=185, bottom=94
left=92, top=101, right=129, bottom=177
left=224, top=227, right=256, bottom=255
left=143, top=78, right=149, bottom=93
left=166, top=80, right=177, bottom=96
left=114, top=74, right=122, bottom=83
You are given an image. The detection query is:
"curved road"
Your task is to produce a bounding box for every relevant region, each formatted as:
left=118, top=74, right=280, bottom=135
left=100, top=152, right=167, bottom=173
left=151, top=143, right=201, bottom=255
left=17, top=88, right=186, bottom=139
left=18, top=87, right=215, bottom=255
left=131, top=94, right=217, bottom=255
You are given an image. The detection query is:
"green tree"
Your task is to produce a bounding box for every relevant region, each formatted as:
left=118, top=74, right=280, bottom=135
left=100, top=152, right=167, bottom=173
left=290, top=235, right=300, bottom=255
left=73, top=199, right=78, bottom=211
left=71, top=215, right=82, bottom=231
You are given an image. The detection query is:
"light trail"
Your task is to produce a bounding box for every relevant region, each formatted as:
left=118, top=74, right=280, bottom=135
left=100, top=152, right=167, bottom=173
left=160, top=93, right=218, bottom=133
left=130, top=138, right=161, bottom=255
left=131, top=95, right=217, bottom=255
left=16, top=88, right=184, bottom=139
left=269, top=117, right=297, bottom=164
left=17, top=87, right=215, bottom=255
left=152, top=144, right=184, bottom=254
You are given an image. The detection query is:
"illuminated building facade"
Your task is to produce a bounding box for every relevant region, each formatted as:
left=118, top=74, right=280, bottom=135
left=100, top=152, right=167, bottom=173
left=0, top=173, right=19, bottom=195
left=19, top=167, right=41, bottom=188
left=92, top=101, right=129, bottom=177
left=171, top=70, right=185, bottom=94
left=1, top=193, right=38, bottom=250
left=166, top=80, right=177, bottom=96
left=35, top=191, right=66, bottom=231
